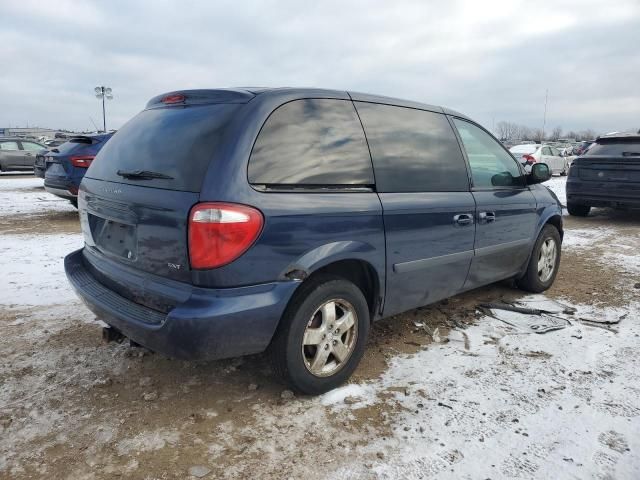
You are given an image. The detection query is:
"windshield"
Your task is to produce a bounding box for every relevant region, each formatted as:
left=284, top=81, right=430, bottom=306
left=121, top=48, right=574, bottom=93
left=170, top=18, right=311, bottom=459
left=86, top=104, right=241, bottom=192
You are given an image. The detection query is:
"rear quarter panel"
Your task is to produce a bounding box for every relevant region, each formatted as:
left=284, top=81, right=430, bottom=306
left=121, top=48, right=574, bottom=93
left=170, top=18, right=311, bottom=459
left=194, top=91, right=386, bottom=299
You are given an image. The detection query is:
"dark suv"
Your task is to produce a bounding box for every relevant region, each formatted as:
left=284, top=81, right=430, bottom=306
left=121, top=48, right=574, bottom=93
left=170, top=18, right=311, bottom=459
left=566, top=132, right=640, bottom=216
left=44, top=133, right=113, bottom=207
left=65, top=88, right=562, bottom=394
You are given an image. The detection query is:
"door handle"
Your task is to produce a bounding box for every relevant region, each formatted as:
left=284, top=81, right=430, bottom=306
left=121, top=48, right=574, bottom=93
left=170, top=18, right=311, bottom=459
left=25, top=153, right=32, bottom=156
left=478, top=211, right=496, bottom=224
left=453, top=213, right=474, bottom=226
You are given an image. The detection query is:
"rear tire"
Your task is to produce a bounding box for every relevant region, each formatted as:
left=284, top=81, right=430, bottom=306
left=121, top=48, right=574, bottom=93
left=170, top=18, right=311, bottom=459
left=270, top=275, right=370, bottom=395
left=567, top=202, right=590, bottom=216
left=516, top=224, right=561, bottom=293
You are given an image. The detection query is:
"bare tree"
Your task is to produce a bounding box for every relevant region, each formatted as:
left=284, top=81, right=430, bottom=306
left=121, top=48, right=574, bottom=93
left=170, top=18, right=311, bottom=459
left=531, top=128, right=545, bottom=143
left=550, top=126, right=563, bottom=141
left=496, top=121, right=510, bottom=141
left=579, top=129, right=597, bottom=141
left=496, top=121, right=519, bottom=141
left=517, top=125, right=533, bottom=141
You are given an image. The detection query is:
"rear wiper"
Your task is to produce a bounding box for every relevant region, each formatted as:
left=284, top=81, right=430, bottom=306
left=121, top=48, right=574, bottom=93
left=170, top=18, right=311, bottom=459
left=116, top=169, right=174, bottom=180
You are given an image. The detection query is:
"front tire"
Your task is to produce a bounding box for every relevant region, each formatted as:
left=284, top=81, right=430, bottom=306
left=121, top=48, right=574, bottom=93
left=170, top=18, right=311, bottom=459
left=567, top=202, right=590, bottom=216
left=516, top=225, right=561, bottom=293
left=270, top=275, right=370, bottom=395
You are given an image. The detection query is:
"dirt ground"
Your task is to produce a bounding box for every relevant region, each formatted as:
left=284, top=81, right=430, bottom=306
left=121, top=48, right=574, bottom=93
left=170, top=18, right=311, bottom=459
left=1, top=174, right=639, bottom=479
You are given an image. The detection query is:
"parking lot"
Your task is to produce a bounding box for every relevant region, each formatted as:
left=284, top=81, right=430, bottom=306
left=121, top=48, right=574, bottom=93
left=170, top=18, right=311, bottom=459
left=1, top=173, right=639, bottom=479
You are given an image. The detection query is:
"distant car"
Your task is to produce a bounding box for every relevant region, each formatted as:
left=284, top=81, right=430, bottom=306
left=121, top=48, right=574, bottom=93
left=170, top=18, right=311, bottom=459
left=509, top=144, right=569, bottom=175
left=44, top=133, right=113, bottom=206
left=566, top=132, right=640, bottom=216
left=572, top=141, right=593, bottom=156
left=0, top=137, right=46, bottom=172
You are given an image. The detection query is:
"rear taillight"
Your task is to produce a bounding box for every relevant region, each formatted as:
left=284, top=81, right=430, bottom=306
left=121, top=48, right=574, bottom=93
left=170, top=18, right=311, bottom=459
left=70, top=155, right=95, bottom=168
left=188, top=203, right=264, bottom=269
left=523, top=154, right=536, bottom=164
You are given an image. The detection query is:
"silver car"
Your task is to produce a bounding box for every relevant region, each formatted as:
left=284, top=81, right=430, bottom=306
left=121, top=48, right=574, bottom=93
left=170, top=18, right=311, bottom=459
left=0, top=137, right=46, bottom=172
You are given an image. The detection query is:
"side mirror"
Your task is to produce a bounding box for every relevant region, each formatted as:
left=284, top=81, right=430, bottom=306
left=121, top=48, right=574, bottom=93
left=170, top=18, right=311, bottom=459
left=528, top=163, right=551, bottom=184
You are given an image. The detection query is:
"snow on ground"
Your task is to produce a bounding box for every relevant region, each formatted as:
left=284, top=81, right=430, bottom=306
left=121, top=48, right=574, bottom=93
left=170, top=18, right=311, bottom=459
left=0, top=233, right=83, bottom=307
left=563, top=227, right=617, bottom=248
left=327, top=296, right=640, bottom=479
left=0, top=177, right=76, bottom=216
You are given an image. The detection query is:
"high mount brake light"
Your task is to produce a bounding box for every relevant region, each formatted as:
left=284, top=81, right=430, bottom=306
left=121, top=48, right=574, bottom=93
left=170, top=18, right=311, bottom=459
left=70, top=155, right=95, bottom=168
left=188, top=203, right=264, bottom=269
left=162, top=94, right=186, bottom=104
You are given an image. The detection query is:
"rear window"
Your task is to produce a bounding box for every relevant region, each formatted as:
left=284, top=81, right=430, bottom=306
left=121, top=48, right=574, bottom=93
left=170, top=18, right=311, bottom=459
left=54, top=136, right=102, bottom=155
left=585, top=139, right=640, bottom=156
left=510, top=145, right=539, bottom=154
left=248, top=99, right=373, bottom=186
left=354, top=102, right=469, bottom=192
left=87, top=104, right=240, bottom=192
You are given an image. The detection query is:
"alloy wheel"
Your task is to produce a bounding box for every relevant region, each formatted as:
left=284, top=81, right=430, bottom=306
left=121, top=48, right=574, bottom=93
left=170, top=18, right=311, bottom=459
left=537, top=238, right=557, bottom=282
left=302, top=299, right=358, bottom=377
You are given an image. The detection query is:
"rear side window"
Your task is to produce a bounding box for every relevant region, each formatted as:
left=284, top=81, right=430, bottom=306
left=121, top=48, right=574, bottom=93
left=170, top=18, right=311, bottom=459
left=354, top=102, right=469, bottom=192
left=248, top=99, right=373, bottom=186
left=0, top=141, right=19, bottom=150
left=21, top=142, right=44, bottom=151
left=87, top=104, right=240, bottom=192
left=586, top=140, right=640, bottom=156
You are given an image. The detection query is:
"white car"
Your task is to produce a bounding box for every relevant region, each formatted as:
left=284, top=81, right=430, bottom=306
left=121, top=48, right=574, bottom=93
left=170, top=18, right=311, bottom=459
left=509, top=144, right=569, bottom=176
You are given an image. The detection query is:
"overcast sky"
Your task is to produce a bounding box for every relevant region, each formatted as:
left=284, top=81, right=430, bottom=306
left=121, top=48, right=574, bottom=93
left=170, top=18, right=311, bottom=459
left=1, top=0, right=639, bottom=135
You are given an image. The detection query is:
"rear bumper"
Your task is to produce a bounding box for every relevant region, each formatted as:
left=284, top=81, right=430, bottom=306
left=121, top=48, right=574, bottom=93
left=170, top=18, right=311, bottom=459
left=64, top=249, right=299, bottom=360
left=566, top=180, right=640, bottom=208
left=44, top=177, right=77, bottom=199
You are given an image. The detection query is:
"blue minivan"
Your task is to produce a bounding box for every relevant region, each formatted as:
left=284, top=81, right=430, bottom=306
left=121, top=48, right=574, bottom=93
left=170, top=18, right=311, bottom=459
left=65, top=88, right=562, bottom=394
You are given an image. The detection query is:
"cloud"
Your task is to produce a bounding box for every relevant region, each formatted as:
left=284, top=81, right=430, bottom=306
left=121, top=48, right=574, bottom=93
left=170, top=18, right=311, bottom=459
left=0, top=0, right=638, bottom=133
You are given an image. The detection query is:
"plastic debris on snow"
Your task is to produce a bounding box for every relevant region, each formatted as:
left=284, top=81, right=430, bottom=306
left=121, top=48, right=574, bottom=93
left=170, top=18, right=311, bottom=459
left=478, top=296, right=624, bottom=334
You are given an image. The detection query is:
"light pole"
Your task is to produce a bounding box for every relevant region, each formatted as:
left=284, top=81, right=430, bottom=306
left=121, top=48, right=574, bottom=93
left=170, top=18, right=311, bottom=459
left=94, top=86, right=113, bottom=132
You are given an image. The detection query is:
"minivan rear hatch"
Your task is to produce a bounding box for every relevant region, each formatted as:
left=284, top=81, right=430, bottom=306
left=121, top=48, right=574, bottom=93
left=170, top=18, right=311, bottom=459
left=80, top=90, right=252, bottom=309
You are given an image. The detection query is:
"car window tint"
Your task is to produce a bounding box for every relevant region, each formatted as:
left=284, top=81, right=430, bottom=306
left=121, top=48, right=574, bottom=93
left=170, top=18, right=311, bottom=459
left=453, top=119, right=523, bottom=189
left=354, top=102, right=469, bottom=192
left=21, top=142, right=43, bottom=151
left=0, top=141, right=19, bottom=151
left=550, top=147, right=560, bottom=156
left=542, top=147, right=552, bottom=155
left=586, top=140, right=640, bottom=156
left=87, top=105, right=239, bottom=192
left=248, top=99, right=373, bottom=186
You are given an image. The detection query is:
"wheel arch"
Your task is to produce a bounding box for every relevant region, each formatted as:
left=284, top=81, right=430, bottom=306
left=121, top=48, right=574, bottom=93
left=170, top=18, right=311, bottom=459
left=281, top=249, right=383, bottom=322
